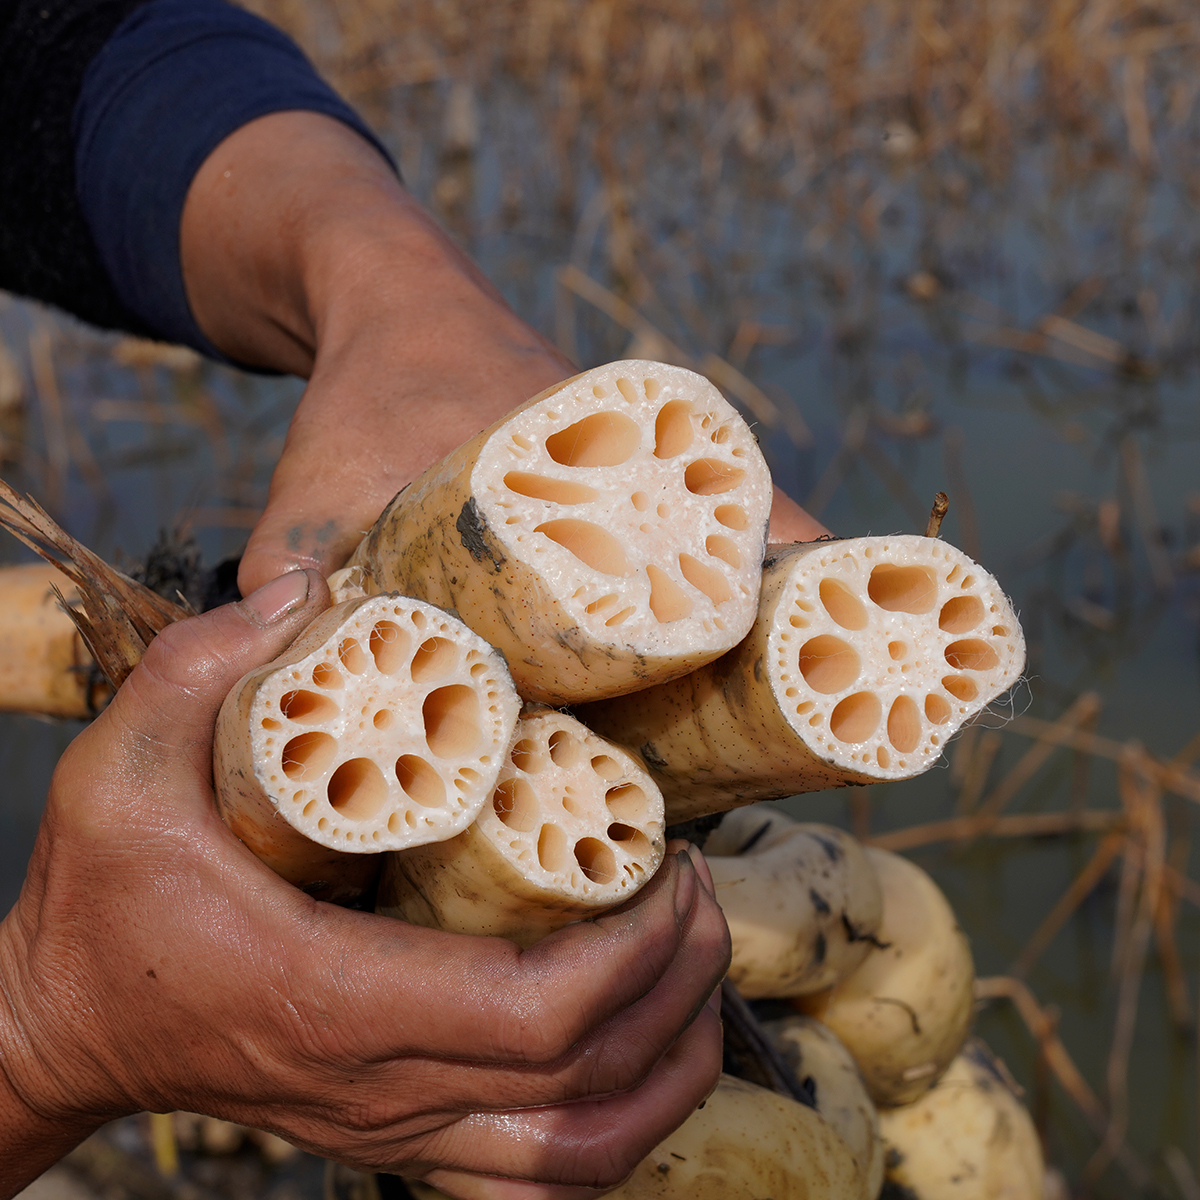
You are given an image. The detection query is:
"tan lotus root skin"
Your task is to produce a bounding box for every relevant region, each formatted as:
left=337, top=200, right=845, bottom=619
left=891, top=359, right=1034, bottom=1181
left=337, top=361, right=773, bottom=704
left=214, top=594, right=520, bottom=902
left=581, top=534, right=1025, bottom=821
left=377, top=707, right=665, bottom=946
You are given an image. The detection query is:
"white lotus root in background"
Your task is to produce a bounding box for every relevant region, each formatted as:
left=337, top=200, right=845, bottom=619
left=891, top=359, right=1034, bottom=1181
left=214, top=594, right=520, bottom=901
left=765, top=1014, right=886, bottom=1200
left=338, top=360, right=773, bottom=704
left=796, top=847, right=975, bottom=1108
left=877, top=1041, right=1046, bottom=1200
left=704, top=805, right=884, bottom=999
left=581, top=534, right=1026, bottom=820
left=602, top=1074, right=863, bottom=1200
left=378, top=707, right=665, bottom=945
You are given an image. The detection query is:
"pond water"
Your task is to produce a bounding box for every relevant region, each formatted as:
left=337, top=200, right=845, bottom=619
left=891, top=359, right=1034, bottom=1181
left=3, top=4, right=1200, bottom=1192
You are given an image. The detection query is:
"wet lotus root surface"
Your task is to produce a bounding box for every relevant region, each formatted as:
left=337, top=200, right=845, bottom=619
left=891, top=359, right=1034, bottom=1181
left=475, top=360, right=772, bottom=652
left=774, top=535, right=1024, bottom=778
left=481, top=711, right=665, bottom=902
left=250, top=597, right=519, bottom=850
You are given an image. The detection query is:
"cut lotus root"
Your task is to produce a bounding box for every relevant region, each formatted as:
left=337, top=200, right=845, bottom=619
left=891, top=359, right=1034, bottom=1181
left=581, top=535, right=1025, bottom=821
left=334, top=361, right=773, bottom=704
left=378, top=707, right=665, bottom=945
left=214, top=594, right=520, bottom=903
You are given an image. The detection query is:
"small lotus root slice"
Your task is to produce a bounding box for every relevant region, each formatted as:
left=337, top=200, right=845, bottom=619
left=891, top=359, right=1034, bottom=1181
left=347, top=360, right=773, bottom=703
left=215, top=594, right=520, bottom=895
left=378, top=707, right=666, bottom=945
left=773, top=534, right=1024, bottom=779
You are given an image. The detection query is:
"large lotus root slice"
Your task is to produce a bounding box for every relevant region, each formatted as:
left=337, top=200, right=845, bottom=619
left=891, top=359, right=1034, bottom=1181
left=378, top=707, right=665, bottom=945
left=338, top=360, right=773, bottom=704
left=581, top=535, right=1025, bottom=821
left=214, top=594, right=520, bottom=903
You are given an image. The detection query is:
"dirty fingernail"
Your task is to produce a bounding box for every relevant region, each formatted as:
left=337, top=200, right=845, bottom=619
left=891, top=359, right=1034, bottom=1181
left=241, top=570, right=312, bottom=627
left=674, top=848, right=696, bottom=924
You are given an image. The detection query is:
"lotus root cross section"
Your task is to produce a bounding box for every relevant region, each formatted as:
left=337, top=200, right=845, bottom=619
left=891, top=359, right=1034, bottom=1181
left=248, top=596, right=519, bottom=851
left=475, top=361, right=771, bottom=657
left=770, top=535, right=1024, bottom=779
left=480, top=709, right=665, bottom=905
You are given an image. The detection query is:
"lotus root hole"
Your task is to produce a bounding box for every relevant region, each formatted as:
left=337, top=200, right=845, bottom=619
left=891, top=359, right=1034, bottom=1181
left=647, top=563, right=694, bottom=623
left=877, top=746, right=891, bottom=768
left=338, top=638, right=368, bottom=674
left=819, top=578, right=869, bottom=630
left=993, top=625, right=1010, bottom=636
left=422, top=686, right=481, bottom=757
left=829, top=692, right=883, bottom=743
left=537, top=823, right=570, bottom=872
left=536, top=519, right=631, bottom=575
left=261, top=717, right=282, bottom=731
left=887, top=695, right=922, bottom=753
left=545, top=411, right=640, bottom=467
left=606, top=783, right=648, bottom=822
left=504, top=471, right=599, bottom=504
left=798, top=635, right=861, bottom=694
left=654, top=400, right=694, bottom=459
left=510, top=739, right=545, bottom=772
left=943, top=675, right=979, bottom=701
left=590, top=754, right=623, bottom=781
left=888, top=641, right=907, bottom=661
left=679, top=553, right=733, bottom=605
left=606, top=606, right=635, bottom=626
left=644, top=377, right=661, bottom=399
left=684, top=458, right=746, bottom=495
left=925, top=694, right=952, bottom=723
left=868, top=564, right=939, bottom=613
left=939, top=594, right=985, bottom=633
left=396, top=755, right=446, bottom=808
left=575, top=837, right=617, bottom=884
left=714, top=504, right=749, bottom=530
left=616, top=377, right=637, bottom=403
left=631, top=491, right=650, bottom=512
left=327, top=759, right=387, bottom=821
left=492, top=772, right=540, bottom=830
left=548, top=728, right=585, bottom=768
left=369, top=621, right=409, bottom=674
left=945, top=639, right=1000, bottom=671
left=312, top=663, right=342, bottom=689
left=706, top=534, right=742, bottom=568
left=280, top=689, right=339, bottom=724
left=281, top=731, right=338, bottom=781
left=586, top=594, right=619, bottom=616
left=373, top=709, right=394, bottom=730
left=607, top=823, right=651, bottom=854
left=411, top=637, right=458, bottom=683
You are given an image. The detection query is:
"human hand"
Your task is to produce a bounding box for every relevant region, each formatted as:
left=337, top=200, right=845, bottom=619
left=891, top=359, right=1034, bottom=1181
left=179, top=113, right=827, bottom=598
left=0, top=570, right=729, bottom=1198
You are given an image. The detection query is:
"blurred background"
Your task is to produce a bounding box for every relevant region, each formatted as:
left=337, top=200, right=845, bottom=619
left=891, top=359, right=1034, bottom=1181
left=4, top=0, right=1200, bottom=1195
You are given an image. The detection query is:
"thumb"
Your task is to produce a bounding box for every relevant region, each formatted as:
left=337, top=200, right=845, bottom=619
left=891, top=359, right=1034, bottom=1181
left=102, top=569, right=330, bottom=774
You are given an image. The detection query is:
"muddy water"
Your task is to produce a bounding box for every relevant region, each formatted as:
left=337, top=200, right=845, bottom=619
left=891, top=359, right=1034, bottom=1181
left=1, top=88, right=1199, bottom=1197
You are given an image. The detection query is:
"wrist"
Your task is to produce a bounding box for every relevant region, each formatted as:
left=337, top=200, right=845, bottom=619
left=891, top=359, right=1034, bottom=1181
left=0, top=918, right=103, bottom=1194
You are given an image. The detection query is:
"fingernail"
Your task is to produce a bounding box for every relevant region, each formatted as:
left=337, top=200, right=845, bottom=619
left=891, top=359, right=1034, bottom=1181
left=674, top=849, right=696, bottom=925
left=687, top=842, right=716, bottom=897
left=241, top=570, right=311, bottom=627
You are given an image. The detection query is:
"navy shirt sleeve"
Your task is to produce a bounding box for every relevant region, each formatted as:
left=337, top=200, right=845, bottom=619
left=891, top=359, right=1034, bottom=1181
left=73, top=0, right=396, bottom=363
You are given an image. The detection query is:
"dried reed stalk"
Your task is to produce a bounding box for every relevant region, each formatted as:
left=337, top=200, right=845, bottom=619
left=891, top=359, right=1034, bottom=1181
left=0, top=479, right=189, bottom=687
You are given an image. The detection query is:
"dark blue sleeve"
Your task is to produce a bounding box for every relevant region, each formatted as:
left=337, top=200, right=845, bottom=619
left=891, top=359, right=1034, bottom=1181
left=73, top=0, right=397, bottom=365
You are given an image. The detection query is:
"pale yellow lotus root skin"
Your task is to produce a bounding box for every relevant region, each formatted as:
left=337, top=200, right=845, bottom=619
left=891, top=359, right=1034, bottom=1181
left=603, top=1074, right=862, bottom=1199
left=878, top=1041, right=1045, bottom=1200
left=0, top=563, right=105, bottom=718
left=796, top=847, right=975, bottom=1107
left=377, top=707, right=665, bottom=946
left=704, top=805, right=883, bottom=998
left=338, top=360, right=773, bottom=704
left=214, top=594, right=520, bottom=903
left=580, top=534, right=1025, bottom=822
left=764, top=1014, right=885, bottom=1200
